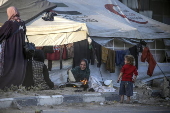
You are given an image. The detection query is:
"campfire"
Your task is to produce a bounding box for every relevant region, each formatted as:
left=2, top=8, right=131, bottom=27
left=80, top=78, right=88, bottom=91
left=80, top=78, right=88, bottom=85
left=73, top=79, right=89, bottom=92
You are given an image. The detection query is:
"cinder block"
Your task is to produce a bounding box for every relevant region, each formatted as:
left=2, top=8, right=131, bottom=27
left=37, top=95, right=63, bottom=106
left=14, top=97, right=38, bottom=106
left=83, top=93, right=105, bottom=102
left=102, top=92, right=120, bottom=101
left=63, top=95, right=83, bottom=103
left=0, top=98, right=14, bottom=108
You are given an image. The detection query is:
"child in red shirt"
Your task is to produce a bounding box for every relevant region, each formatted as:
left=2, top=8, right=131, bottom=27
left=117, top=55, right=138, bottom=103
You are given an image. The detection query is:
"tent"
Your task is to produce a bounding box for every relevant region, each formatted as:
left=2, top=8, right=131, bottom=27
left=26, top=15, right=88, bottom=46
left=0, top=0, right=57, bottom=25
left=0, top=0, right=89, bottom=46
left=46, top=0, right=170, bottom=87
left=48, top=0, right=170, bottom=39
left=0, top=0, right=169, bottom=87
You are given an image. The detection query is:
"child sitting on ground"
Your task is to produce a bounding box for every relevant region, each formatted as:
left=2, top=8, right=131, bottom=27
left=117, top=55, right=138, bottom=104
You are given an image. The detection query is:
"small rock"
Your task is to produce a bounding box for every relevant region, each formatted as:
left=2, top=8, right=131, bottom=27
left=12, top=101, right=22, bottom=110
left=50, top=105, right=54, bottom=108
left=35, top=110, right=43, bottom=113
left=100, top=102, right=104, bottom=105
left=165, top=97, right=170, bottom=100
left=35, top=93, right=40, bottom=96
left=105, top=101, right=111, bottom=105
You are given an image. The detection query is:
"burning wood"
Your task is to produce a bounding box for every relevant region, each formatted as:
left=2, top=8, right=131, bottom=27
left=73, top=85, right=77, bottom=88
left=80, top=78, right=88, bottom=85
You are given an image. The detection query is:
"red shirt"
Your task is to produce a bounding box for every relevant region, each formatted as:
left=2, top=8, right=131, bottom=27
left=121, top=64, right=138, bottom=82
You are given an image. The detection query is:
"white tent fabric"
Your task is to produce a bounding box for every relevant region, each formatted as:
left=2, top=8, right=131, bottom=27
left=49, top=0, right=170, bottom=39
left=26, top=15, right=88, bottom=46
left=0, top=0, right=8, bottom=6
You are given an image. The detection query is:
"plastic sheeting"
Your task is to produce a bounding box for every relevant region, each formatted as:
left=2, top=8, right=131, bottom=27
left=0, top=0, right=57, bottom=24
left=26, top=16, right=88, bottom=46
left=48, top=0, right=170, bottom=39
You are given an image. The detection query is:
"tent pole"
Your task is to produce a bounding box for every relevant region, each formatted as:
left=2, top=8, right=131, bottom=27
left=113, top=38, right=114, bottom=50
left=155, top=40, right=157, bottom=61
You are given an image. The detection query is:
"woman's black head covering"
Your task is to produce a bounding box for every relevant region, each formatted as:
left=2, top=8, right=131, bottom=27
left=80, top=58, right=89, bottom=69
left=33, top=49, right=45, bottom=63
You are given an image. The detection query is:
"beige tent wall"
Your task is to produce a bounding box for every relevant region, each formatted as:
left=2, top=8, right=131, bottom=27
left=0, top=0, right=8, bottom=6
left=26, top=16, right=89, bottom=46
left=28, top=30, right=87, bottom=46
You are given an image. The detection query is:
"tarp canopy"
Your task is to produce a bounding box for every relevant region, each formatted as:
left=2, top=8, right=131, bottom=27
left=26, top=15, right=88, bottom=46
left=0, top=0, right=57, bottom=25
left=48, top=0, right=170, bottom=39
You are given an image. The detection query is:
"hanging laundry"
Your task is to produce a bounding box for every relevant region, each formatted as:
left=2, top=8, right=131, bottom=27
left=73, top=39, right=90, bottom=68
left=90, top=40, right=102, bottom=67
left=36, top=46, right=43, bottom=50
left=66, top=43, right=74, bottom=59
left=106, top=49, right=115, bottom=73
left=89, top=44, right=95, bottom=65
left=60, top=45, right=67, bottom=69
left=42, top=46, right=54, bottom=53
left=62, top=45, right=67, bottom=60
left=47, top=46, right=60, bottom=60
left=115, top=50, right=126, bottom=67
left=47, top=46, right=60, bottom=71
left=129, top=45, right=139, bottom=69
left=141, top=47, right=156, bottom=76
left=101, top=46, right=109, bottom=63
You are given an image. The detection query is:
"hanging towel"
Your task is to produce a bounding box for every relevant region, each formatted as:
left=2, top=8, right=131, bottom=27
left=102, top=46, right=109, bottom=63
left=141, top=47, right=156, bottom=76
left=115, top=50, right=126, bottom=67
left=129, top=45, right=139, bottom=69
left=91, top=40, right=102, bottom=67
left=106, top=49, right=115, bottom=73
left=73, top=39, right=90, bottom=68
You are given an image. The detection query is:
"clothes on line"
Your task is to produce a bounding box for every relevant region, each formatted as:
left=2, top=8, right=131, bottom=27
left=73, top=39, right=90, bottom=68
left=141, top=47, right=156, bottom=76
left=36, top=39, right=156, bottom=77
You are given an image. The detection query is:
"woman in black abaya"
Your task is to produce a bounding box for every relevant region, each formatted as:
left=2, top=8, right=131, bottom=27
left=0, top=6, right=27, bottom=89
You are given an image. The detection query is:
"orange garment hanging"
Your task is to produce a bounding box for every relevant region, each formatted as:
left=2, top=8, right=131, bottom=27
left=141, top=47, right=156, bottom=76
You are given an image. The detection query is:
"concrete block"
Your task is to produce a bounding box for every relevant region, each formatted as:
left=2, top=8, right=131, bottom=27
left=37, top=95, right=63, bottom=106
left=14, top=97, right=38, bottom=106
left=102, top=92, right=120, bottom=101
left=63, top=95, right=83, bottom=103
left=51, top=95, right=63, bottom=104
left=83, top=93, right=105, bottom=102
left=0, top=98, right=14, bottom=108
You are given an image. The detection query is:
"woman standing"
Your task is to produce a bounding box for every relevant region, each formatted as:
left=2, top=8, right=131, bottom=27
left=0, top=6, right=27, bottom=89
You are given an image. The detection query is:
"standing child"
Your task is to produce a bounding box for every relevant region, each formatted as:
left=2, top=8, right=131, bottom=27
left=117, top=55, right=138, bottom=103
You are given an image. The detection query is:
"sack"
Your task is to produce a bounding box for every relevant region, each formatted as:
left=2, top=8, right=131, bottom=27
left=68, top=69, right=76, bottom=82
left=23, top=42, right=35, bottom=59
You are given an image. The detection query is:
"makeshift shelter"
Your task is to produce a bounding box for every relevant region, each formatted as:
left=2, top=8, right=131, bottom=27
left=46, top=0, right=170, bottom=87
left=26, top=16, right=88, bottom=46
left=0, top=0, right=169, bottom=87
left=48, top=0, right=170, bottom=39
